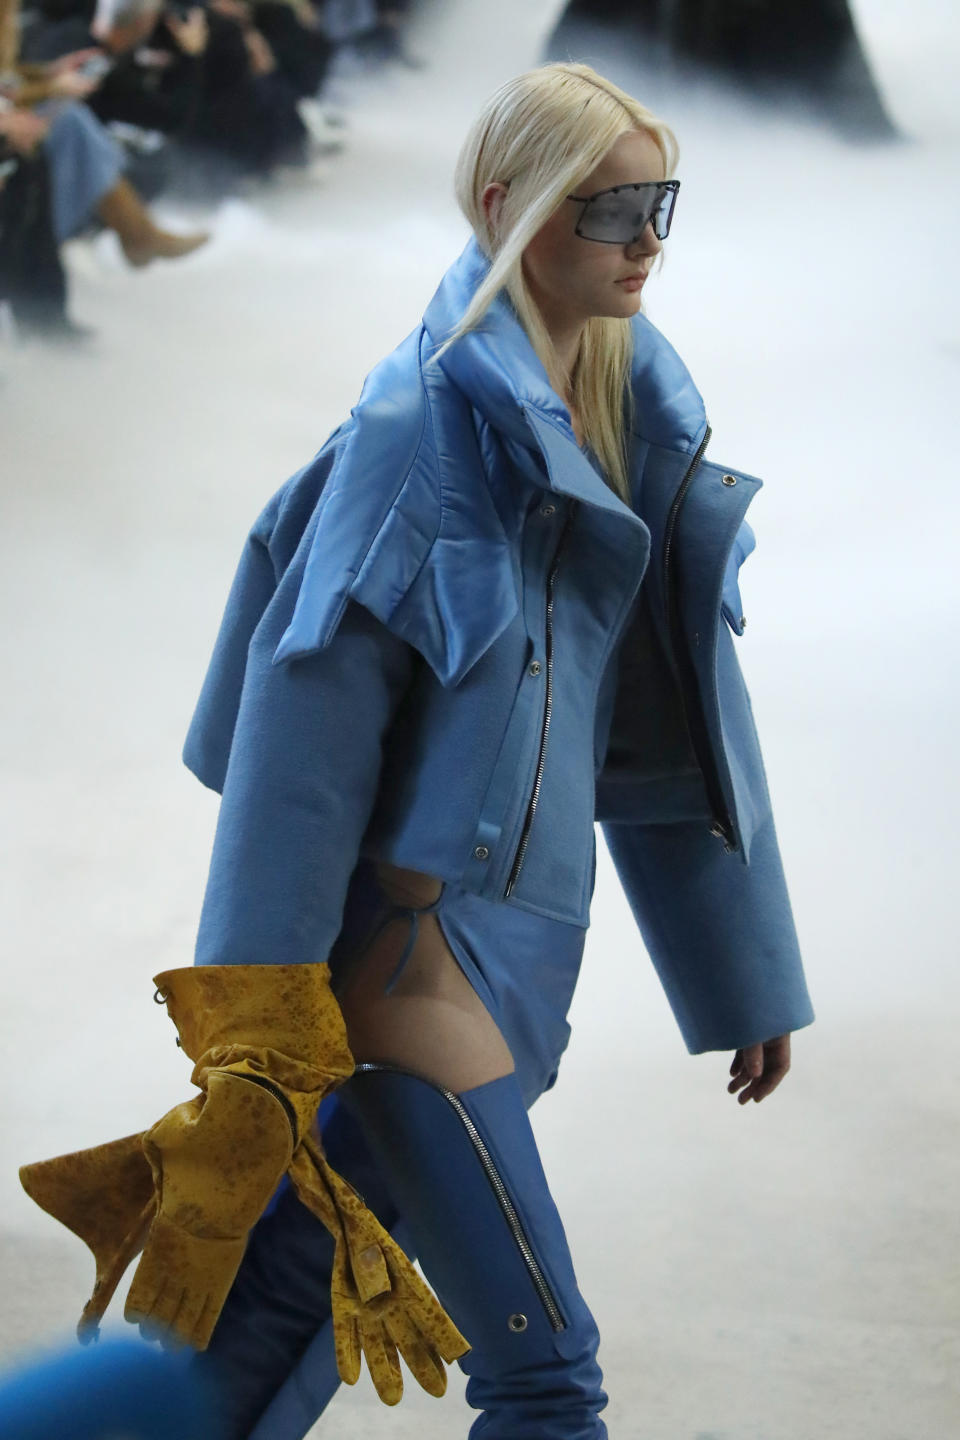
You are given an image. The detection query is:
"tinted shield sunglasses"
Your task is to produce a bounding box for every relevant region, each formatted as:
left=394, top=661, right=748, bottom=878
left=566, top=179, right=680, bottom=244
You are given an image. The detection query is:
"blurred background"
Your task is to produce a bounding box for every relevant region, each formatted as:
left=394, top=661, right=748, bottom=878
left=2, top=1, right=959, bottom=1436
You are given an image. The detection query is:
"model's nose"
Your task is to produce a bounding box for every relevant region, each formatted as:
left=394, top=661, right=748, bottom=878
left=626, top=221, right=661, bottom=259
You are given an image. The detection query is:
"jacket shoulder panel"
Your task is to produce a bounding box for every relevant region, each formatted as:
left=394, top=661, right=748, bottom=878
left=272, top=328, right=520, bottom=687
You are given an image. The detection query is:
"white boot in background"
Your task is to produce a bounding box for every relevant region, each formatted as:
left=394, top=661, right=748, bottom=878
left=296, top=99, right=348, bottom=156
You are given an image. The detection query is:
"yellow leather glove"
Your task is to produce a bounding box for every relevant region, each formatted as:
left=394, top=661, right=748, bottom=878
left=288, top=1135, right=469, bottom=1405
left=121, top=962, right=355, bottom=1347
left=152, top=961, right=356, bottom=1141
left=19, top=1132, right=156, bottom=1340
left=125, top=1073, right=299, bottom=1347
left=20, top=962, right=470, bottom=1401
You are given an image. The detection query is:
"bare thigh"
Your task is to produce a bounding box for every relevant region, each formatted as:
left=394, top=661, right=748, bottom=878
left=333, top=862, right=516, bottom=1093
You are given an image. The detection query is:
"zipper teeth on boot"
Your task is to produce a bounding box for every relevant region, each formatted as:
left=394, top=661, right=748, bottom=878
left=354, top=1061, right=567, bottom=1331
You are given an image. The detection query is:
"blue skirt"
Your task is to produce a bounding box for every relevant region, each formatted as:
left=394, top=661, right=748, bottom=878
left=326, top=853, right=591, bottom=1109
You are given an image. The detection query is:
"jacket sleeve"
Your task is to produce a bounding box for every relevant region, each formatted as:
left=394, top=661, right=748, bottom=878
left=601, top=809, right=814, bottom=1055
left=598, top=522, right=815, bottom=1054
left=190, top=514, right=416, bottom=970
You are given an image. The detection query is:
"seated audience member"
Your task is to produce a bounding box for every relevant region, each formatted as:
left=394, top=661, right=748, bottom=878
left=0, top=143, right=76, bottom=336
left=1, top=0, right=208, bottom=269
left=0, top=97, right=209, bottom=261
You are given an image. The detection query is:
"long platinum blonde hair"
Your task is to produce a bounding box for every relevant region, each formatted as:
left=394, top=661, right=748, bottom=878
left=443, top=62, right=679, bottom=504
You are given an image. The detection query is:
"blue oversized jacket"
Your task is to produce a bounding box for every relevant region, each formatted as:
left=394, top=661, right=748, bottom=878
left=183, top=238, right=814, bottom=1054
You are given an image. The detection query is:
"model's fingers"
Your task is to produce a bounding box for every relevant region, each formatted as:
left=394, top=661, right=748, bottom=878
left=742, top=1042, right=764, bottom=1078
left=750, top=1061, right=791, bottom=1103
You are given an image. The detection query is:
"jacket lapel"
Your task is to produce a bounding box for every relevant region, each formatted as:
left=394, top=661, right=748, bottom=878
left=521, top=405, right=648, bottom=536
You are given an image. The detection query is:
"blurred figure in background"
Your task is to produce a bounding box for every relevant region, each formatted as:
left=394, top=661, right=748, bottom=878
left=0, top=0, right=207, bottom=339
left=545, top=0, right=898, bottom=140
left=0, top=143, right=72, bottom=336
left=0, top=1334, right=222, bottom=1439
left=1, top=0, right=423, bottom=340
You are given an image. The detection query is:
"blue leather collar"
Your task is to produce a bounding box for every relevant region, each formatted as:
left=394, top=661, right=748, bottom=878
left=421, top=236, right=708, bottom=463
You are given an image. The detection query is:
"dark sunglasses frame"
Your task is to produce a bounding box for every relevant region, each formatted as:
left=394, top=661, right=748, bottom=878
left=565, top=179, right=681, bottom=243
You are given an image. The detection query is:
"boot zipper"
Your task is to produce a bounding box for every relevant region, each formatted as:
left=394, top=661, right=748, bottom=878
left=662, top=424, right=735, bottom=850
left=504, top=502, right=578, bottom=898
left=354, top=1061, right=567, bottom=1331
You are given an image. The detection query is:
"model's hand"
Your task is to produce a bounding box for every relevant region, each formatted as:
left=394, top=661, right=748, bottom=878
left=727, top=1032, right=791, bottom=1104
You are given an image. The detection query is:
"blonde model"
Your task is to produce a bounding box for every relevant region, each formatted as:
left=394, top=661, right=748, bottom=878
left=21, top=62, right=814, bottom=1440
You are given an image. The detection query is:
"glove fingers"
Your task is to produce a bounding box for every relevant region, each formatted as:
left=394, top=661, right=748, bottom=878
left=386, top=1307, right=448, bottom=1398
left=331, top=1298, right=362, bottom=1387
left=124, top=1258, right=164, bottom=1332
left=359, top=1317, right=403, bottom=1406
left=127, top=1283, right=181, bottom=1345
left=126, top=1218, right=245, bottom=1351
left=351, top=1240, right=391, bottom=1304
left=170, top=1283, right=218, bottom=1351
left=389, top=1255, right=471, bottom=1364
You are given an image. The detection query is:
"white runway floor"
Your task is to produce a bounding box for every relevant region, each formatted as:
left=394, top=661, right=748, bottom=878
left=2, top=1, right=959, bottom=1435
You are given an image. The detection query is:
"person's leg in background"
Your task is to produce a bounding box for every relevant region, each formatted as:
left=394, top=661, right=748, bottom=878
left=37, top=100, right=208, bottom=262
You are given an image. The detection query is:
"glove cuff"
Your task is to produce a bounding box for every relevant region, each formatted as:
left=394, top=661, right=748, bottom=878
left=152, top=962, right=355, bottom=1085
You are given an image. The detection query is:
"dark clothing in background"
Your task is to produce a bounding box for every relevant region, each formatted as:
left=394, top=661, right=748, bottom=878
left=0, top=152, right=68, bottom=330
left=86, top=20, right=205, bottom=137
left=16, top=0, right=96, bottom=62
left=253, top=1, right=332, bottom=98
left=188, top=10, right=308, bottom=175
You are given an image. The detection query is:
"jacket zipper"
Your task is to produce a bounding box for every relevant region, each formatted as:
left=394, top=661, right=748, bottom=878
left=504, top=500, right=578, bottom=898
left=354, top=1061, right=567, bottom=1331
left=662, top=425, right=736, bottom=851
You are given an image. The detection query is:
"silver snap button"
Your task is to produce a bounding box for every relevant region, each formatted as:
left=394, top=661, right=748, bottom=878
left=508, top=1314, right=528, bottom=1332
left=473, top=845, right=490, bottom=861
left=539, top=502, right=556, bottom=517
left=721, top=473, right=737, bottom=486
left=528, top=660, right=541, bottom=676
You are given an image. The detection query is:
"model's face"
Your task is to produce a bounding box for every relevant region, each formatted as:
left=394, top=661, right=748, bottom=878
left=522, top=130, right=667, bottom=332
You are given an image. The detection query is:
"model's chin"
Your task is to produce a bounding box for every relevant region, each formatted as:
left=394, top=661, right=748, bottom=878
left=597, top=292, right=645, bottom=320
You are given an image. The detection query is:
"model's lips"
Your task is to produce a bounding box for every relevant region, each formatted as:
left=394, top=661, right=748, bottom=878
left=616, top=273, right=647, bottom=292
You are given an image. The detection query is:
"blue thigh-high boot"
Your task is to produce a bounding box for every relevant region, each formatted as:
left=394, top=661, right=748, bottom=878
left=192, top=1094, right=408, bottom=1440
left=338, top=1062, right=609, bottom=1440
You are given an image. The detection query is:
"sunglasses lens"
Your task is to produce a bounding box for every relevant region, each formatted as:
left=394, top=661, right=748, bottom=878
left=577, top=184, right=677, bottom=242
left=653, top=185, right=677, bottom=240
